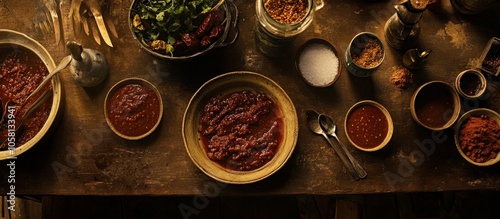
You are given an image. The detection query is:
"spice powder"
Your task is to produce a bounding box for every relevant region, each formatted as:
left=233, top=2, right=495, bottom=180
left=353, top=39, right=383, bottom=68
left=264, top=0, right=309, bottom=24
left=459, top=115, right=500, bottom=163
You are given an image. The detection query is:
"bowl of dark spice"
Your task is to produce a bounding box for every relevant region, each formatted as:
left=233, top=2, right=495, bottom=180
left=455, top=69, right=487, bottom=99
left=455, top=108, right=500, bottom=166
left=410, top=81, right=461, bottom=131
left=105, top=78, right=163, bottom=140
left=478, top=37, right=500, bottom=76
left=345, top=32, right=385, bottom=77
left=295, top=38, right=341, bottom=87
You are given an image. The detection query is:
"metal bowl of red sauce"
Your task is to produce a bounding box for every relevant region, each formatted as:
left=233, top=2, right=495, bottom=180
left=410, top=81, right=461, bottom=131
left=183, top=71, right=298, bottom=184
left=0, top=29, right=62, bottom=160
left=104, top=78, right=163, bottom=140
left=344, top=100, right=393, bottom=152
left=454, top=108, right=500, bottom=166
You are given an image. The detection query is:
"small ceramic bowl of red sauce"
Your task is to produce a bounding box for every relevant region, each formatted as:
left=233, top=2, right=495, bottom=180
left=105, top=78, right=163, bottom=140
left=344, top=100, right=394, bottom=152
left=410, top=81, right=461, bottom=131
left=455, top=69, right=487, bottom=99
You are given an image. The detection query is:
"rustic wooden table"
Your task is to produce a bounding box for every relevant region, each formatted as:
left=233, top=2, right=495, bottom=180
left=1, top=0, right=499, bottom=196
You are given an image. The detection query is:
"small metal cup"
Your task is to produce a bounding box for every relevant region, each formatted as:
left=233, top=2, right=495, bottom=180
left=455, top=69, right=487, bottom=99
left=345, top=32, right=385, bottom=77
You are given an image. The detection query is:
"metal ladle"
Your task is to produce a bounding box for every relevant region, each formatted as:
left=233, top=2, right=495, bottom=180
left=306, top=110, right=360, bottom=180
left=26, top=55, right=71, bottom=101
left=319, top=114, right=367, bottom=179
left=0, top=99, right=5, bottom=124
left=0, top=90, right=52, bottom=147
left=0, top=56, right=71, bottom=125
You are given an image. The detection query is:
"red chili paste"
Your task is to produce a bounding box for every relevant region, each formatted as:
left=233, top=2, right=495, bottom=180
left=107, top=83, right=160, bottom=137
left=0, top=47, right=52, bottom=150
left=198, top=90, right=284, bottom=171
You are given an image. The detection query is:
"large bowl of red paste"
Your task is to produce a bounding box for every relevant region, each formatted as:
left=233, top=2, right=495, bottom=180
left=183, top=72, right=298, bottom=184
left=0, top=29, right=62, bottom=159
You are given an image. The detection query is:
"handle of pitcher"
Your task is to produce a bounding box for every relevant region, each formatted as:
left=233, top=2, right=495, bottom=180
left=315, top=0, right=324, bottom=11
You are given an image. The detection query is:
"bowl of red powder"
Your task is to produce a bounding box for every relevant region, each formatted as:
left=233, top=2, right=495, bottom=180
left=455, top=108, right=500, bottom=166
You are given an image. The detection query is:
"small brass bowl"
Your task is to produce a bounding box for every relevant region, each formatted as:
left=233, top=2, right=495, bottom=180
left=104, top=78, right=163, bottom=140
left=410, top=81, right=461, bottom=131
left=455, top=69, right=487, bottom=99
left=454, top=108, right=500, bottom=166
left=344, top=100, right=393, bottom=152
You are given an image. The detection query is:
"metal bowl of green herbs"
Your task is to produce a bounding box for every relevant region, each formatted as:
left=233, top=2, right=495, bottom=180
left=129, top=0, right=238, bottom=61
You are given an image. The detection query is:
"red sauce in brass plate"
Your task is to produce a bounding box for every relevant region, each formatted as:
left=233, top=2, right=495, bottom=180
left=346, top=104, right=388, bottom=149
left=107, top=83, right=160, bottom=137
left=0, top=47, right=52, bottom=150
left=198, top=90, right=284, bottom=171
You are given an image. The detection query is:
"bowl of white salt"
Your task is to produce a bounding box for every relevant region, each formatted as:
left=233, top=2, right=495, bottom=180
left=295, top=38, right=341, bottom=87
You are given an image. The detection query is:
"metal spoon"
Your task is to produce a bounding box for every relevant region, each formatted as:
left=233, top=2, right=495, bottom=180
left=0, top=99, right=3, bottom=123
left=306, top=110, right=360, bottom=180
left=0, top=99, right=15, bottom=125
left=319, top=114, right=367, bottom=179
left=25, top=55, right=71, bottom=102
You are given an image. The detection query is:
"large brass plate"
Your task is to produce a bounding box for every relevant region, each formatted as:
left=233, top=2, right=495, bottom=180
left=182, top=71, right=298, bottom=184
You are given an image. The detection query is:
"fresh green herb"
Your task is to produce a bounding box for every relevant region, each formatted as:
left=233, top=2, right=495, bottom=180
left=132, top=0, right=219, bottom=56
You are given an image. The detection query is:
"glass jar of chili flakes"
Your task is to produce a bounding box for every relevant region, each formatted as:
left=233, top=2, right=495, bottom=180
left=255, top=0, right=324, bottom=57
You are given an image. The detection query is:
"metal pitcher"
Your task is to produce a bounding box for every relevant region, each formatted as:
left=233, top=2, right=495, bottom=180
left=384, top=0, right=429, bottom=49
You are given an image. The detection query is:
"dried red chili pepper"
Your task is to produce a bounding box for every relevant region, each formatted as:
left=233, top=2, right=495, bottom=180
left=200, top=36, right=211, bottom=47
left=173, top=39, right=185, bottom=49
left=182, top=33, right=200, bottom=51
left=209, top=25, right=224, bottom=39
left=195, top=13, right=214, bottom=38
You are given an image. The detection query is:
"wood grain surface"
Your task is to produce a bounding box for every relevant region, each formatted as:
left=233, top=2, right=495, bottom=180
left=0, top=0, right=499, bottom=195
